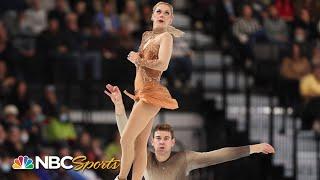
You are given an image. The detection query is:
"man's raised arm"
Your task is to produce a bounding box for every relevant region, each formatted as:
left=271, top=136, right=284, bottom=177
left=104, top=84, right=128, bottom=136
left=186, top=143, right=275, bottom=174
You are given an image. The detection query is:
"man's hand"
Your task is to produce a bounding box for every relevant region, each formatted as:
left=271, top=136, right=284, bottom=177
left=250, top=143, right=275, bottom=154
left=58, top=45, right=68, bottom=53
left=239, top=34, right=249, bottom=44
left=104, top=84, right=123, bottom=106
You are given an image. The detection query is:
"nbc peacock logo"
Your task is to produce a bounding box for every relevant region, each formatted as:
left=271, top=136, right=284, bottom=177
left=12, top=155, right=34, bottom=169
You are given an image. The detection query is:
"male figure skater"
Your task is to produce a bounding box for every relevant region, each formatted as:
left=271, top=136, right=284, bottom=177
left=104, top=84, right=275, bottom=180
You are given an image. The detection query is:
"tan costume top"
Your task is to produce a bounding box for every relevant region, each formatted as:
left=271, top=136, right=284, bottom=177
left=145, top=147, right=249, bottom=180
left=115, top=113, right=250, bottom=180
left=124, top=30, right=178, bottom=109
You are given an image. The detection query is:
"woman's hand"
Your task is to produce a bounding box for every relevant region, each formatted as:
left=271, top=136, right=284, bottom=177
left=250, top=143, right=275, bottom=154
left=104, top=84, right=123, bottom=107
left=127, top=51, right=140, bottom=65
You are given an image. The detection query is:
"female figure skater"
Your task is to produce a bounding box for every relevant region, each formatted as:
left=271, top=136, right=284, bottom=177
left=109, top=2, right=184, bottom=180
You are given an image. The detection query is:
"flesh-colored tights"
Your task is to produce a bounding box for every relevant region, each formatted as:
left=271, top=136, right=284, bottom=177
left=119, top=100, right=160, bottom=180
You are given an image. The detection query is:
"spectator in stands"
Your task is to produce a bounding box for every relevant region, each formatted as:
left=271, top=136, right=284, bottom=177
left=294, top=0, right=320, bottom=21
left=4, top=126, right=26, bottom=157
left=1, top=104, right=20, bottom=128
left=79, top=131, right=91, bottom=152
left=94, top=1, right=120, bottom=35
left=232, top=4, right=262, bottom=65
left=92, top=137, right=104, bottom=160
left=281, top=44, right=310, bottom=81
left=104, top=131, right=121, bottom=160
left=275, top=0, right=294, bottom=22
left=311, top=46, right=320, bottom=62
left=24, top=0, right=47, bottom=35
left=165, top=37, right=193, bottom=90
left=36, top=17, right=63, bottom=83
left=120, top=0, right=141, bottom=36
left=74, top=25, right=103, bottom=81
left=41, top=85, right=60, bottom=117
left=0, top=124, right=6, bottom=153
left=318, top=19, right=320, bottom=38
left=58, top=12, right=83, bottom=81
left=293, top=8, right=317, bottom=41
left=73, top=0, right=93, bottom=33
left=59, top=12, right=98, bottom=81
left=247, top=0, right=268, bottom=22
left=264, top=4, right=289, bottom=44
left=85, top=23, right=118, bottom=61
left=39, top=13, right=80, bottom=82
left=0, top=21, right=17, bottom=74
left=139, top=4, right=153, bottom=33
left=0, top=155, right=12, bottom=176
left=11, top=10, right=38, bottom=81
left=7, top=81, right=31, bottom=118
left=21, top=104, right=44, bottom=146
left=233, top=4, right=262, bottom=44
left=0, top=61, right=16, bottom=103
left=118, top=0, right=140, bottom=51
left=72, top=148, right=84, bottom=157
left=214, top=0, right=239, bottom=48
left=293, top=27, right=313, bottom=59
left=77, top=131, right=96, bottom=161
left=46, top=106, right=76, bottom=142
left=300, top=60, right=320, bottom=130
left=58, top=142, right=70, bottom=157
left=279, top=43, right=310, bottom=108
left=48, top=0, right=70, bottom=28
left=92, top=0, right=103, bottom=13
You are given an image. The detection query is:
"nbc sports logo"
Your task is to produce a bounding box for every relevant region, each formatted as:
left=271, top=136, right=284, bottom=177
left=11, top=155, right=72, bottom=170
left=11, top=155, right=120, bottom=171
left=12, top=155, right=34, bottom=169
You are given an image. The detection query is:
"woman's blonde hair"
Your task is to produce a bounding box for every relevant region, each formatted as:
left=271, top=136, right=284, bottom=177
left=152, top=1, right=173, bottom=15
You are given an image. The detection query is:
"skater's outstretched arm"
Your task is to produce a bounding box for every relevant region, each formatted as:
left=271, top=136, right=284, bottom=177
left=104, top=84, right=128, bottom=136
left=186, top=143, right=275, bottom=173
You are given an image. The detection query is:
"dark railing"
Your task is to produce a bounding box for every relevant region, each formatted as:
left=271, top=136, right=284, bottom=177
left=317, top=133, right=320, bottom=180
left=293, top=116, right=298, bottom=179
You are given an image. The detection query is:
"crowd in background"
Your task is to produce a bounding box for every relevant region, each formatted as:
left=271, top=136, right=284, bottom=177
left=212, top=0, right=320, bottom=132
left=1, top=0, right=320, bottom=179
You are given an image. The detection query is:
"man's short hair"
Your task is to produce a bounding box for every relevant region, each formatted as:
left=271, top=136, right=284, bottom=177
left=152, top=124, right=175, bottom=139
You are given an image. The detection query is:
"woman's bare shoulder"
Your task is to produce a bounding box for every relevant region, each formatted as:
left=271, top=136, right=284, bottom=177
left=159, top=32, right=173, bottom=41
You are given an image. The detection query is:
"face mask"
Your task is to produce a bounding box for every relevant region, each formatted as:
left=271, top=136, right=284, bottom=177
left=295, top=35, right=305, bottom=43
left=1, top=163, right=11, bottom=173
left=21, top=132, right=29, bottom=144
left=60, top=114, right=69, bottom=122
left=36, top=114, right=45, bottom=122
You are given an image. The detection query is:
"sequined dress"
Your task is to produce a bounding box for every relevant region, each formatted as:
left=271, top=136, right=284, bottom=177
left=124, top=31, right=178, bottom=109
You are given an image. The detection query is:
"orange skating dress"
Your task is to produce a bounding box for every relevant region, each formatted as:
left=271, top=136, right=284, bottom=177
left=124, top=30, right=178, bottom=110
